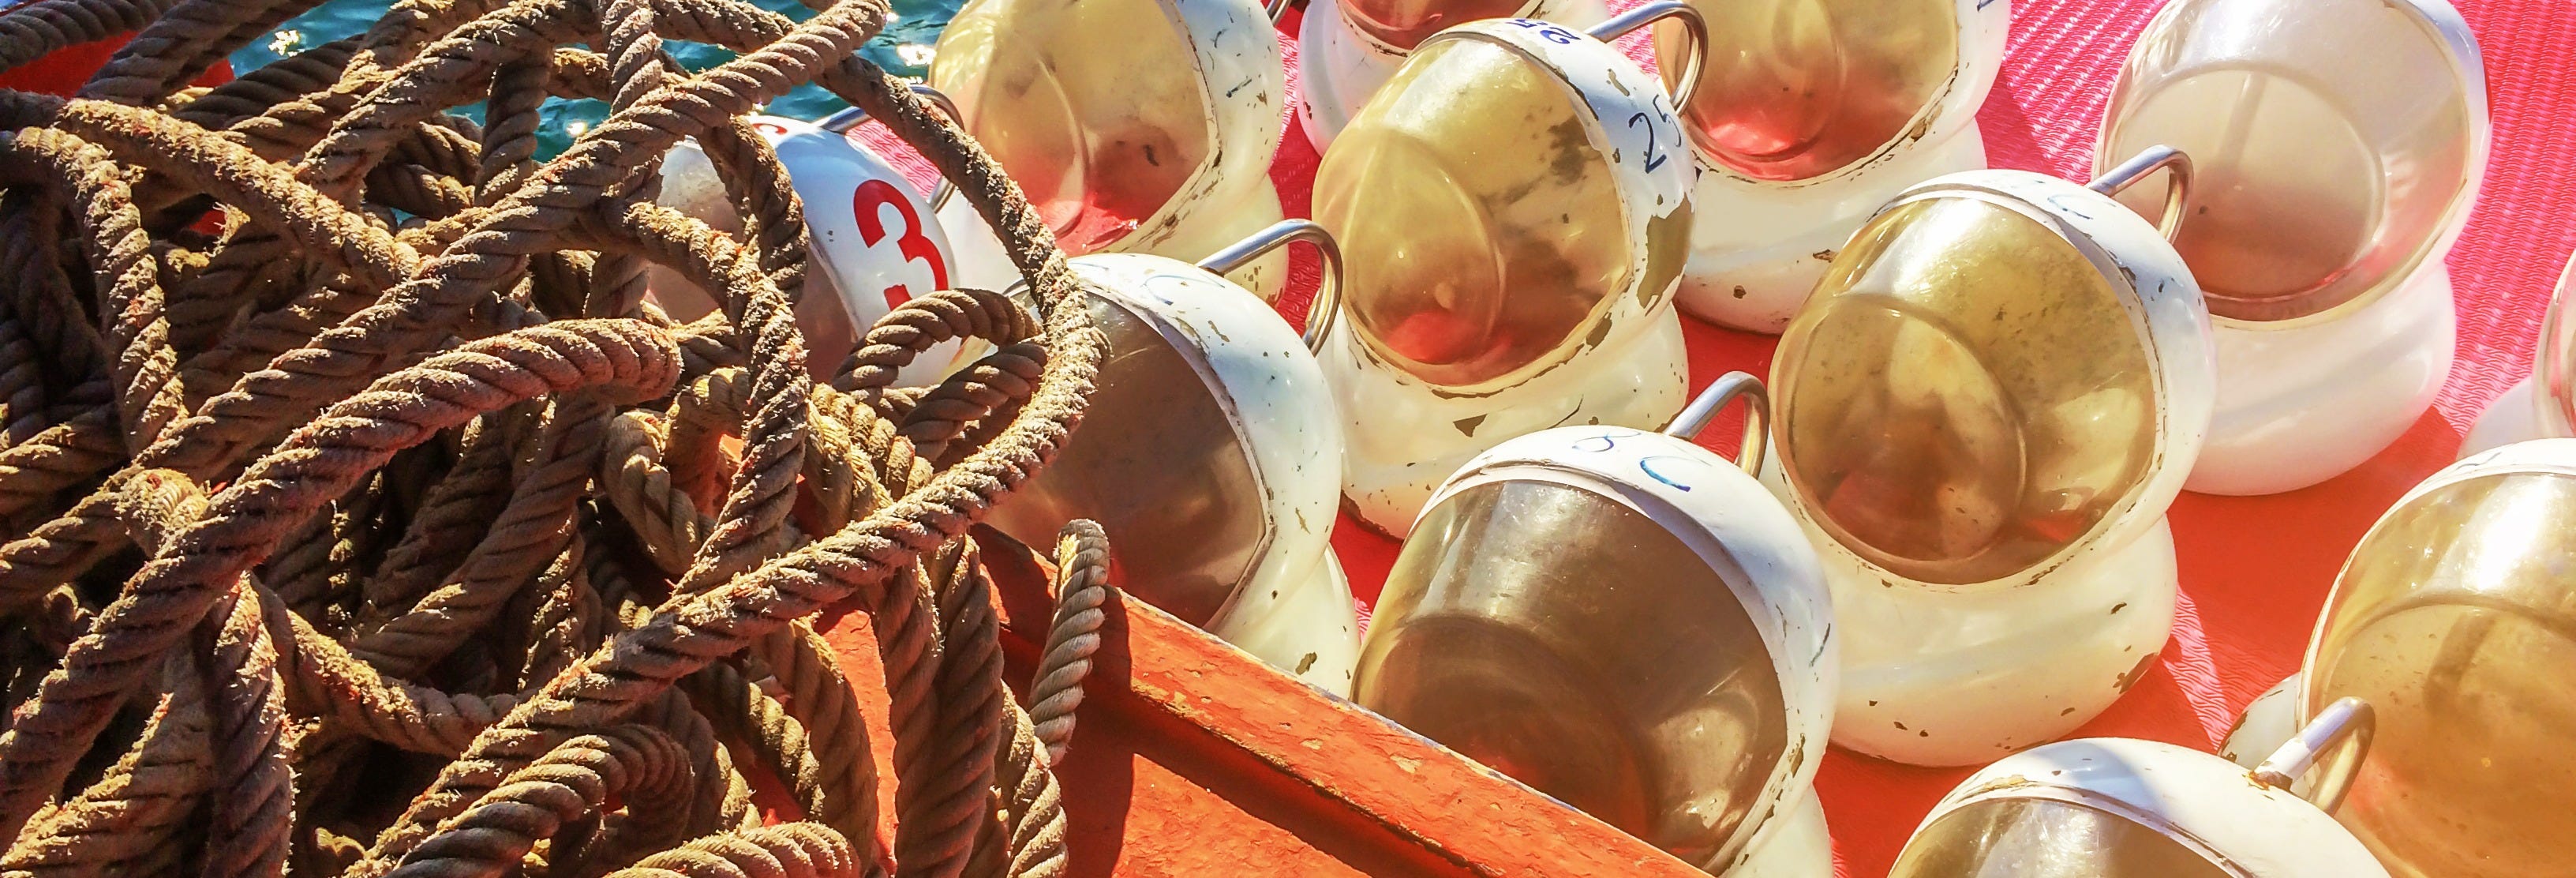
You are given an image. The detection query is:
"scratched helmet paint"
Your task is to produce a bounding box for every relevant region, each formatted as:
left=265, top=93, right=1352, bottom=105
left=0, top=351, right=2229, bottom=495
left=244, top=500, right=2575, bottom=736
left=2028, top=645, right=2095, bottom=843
left=653, top=115, right=964, bottom=385
left=1296, top=0, right=1611, bottom=152
left=982, top=223, right=1361, bottom=693
left=1657, top=0, right=2008, bottom=334
left=1312, top=12, right=1698, bottom=536
left=2218, top=439, right=2576, bottom=878
left=1355, top=376, right=1835, bottom=875
left=2095, top=0, right=2486, bottom=495
left=1763, top=166, right=2215, bottom=766
left=929, top=0, right=1297, bottom=301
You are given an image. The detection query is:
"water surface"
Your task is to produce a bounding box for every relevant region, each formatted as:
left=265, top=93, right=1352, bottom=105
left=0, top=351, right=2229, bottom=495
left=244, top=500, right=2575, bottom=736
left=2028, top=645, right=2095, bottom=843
left=232, top=0, right=960, bottom=156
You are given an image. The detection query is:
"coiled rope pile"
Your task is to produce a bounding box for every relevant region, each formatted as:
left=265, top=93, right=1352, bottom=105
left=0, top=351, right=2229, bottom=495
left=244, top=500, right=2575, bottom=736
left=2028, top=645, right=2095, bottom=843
left=0, top=0, right=1123, bottom=872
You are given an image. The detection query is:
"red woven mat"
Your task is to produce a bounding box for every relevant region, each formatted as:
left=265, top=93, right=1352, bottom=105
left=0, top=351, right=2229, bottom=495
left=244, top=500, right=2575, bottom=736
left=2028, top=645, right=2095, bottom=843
left=1259, top=1, right=2576, bottom=875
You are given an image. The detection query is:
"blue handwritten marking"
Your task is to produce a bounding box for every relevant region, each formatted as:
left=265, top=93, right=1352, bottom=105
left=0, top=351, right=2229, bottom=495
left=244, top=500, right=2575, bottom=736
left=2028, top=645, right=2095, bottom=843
left=1638, top=456, right=1695, bottom=491
left=1505, top=18, right=1579, bottom=43
left=1142, top=272, right=1207, bottom=305
left=1629, top=113, right=1666, bottom=172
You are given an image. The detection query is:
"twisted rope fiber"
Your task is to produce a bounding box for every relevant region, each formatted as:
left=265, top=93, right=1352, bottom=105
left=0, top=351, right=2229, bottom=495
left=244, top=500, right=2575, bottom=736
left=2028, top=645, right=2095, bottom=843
left=605, top=822, right=860, bottom=878
left=110, top=469, right=294, bottom=878
left=381, top=726, right=693, bottom=878
left=0, top=0, right=849, bottom=592
left=0, top=320, right=683, bottom=835
left=1030, top=521, right=1108, bottom=764
left=0, top=0, right=1114, bottom=872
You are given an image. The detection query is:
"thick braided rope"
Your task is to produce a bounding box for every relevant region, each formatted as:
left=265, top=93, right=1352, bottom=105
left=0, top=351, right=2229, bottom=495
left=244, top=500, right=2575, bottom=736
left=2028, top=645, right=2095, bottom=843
left=115, top=470, right=299, bottom=878
left=990, top=699, right=1069, bottom=878
left=0, top=408, right=119, bottom=535
left=0, top=0, right=1116, bottom=872
left=0, top=301, right=51, bottom=449
left=170, top=40, right=358, bottom=131
left=834, top=288, right=1037, bottom=396
left=900, top=342, right=1043, bottom=466
left=602, top=822, right=861, bottom=878
left=380, top=726, right=691, bottom=878
left=0, top=192, right=114, bottom=386
left=515, top=538, right=597, bottom=689
left=590, top=0, right=671, bottom=317
left=348, top=395, right=608, bottom=678
left=746, top=621, right=879, bottom=853
left=893, top=539, right=1000, bottom=878
left=360, top=32, right=1106, bottom=865
left=572, top=199, right=814, bottom=599
left=655, top=368, right=912, bottom=534
left=0, top=320, right=681, bottom=836
left=0, top=0, right=876, bottom=592
left=1031, top=520, right=1108, bottom=764
left=0, top=0, right=180, bottom=77
left=80, top=0, right=324, bottom=106
left=0, top=653, right=212, bottom=876
left=0, top=127, right=186, bottom=448
left=473, top=57, right=546, bottom=204
left=264, top=582, right=523, bottom=756
left=200, top=580, right=295, bottom=878
left=677, top=658, right=866, bottom=846
left=361, top=416, right=518, bottom=613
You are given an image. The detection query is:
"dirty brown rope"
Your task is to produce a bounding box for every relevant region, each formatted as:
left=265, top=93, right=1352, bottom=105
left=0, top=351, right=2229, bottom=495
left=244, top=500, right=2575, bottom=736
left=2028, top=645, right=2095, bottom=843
left=1030, top=520, right=1108, bottom=764
left=0, top=0, right=1106, bottom=872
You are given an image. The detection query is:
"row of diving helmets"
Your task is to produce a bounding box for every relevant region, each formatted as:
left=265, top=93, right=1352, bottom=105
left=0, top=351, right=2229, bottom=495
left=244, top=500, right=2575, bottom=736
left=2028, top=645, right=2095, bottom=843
left=1301, top=0, right=2490, bottom=503
left=636, top=0, right=2499, bottom=869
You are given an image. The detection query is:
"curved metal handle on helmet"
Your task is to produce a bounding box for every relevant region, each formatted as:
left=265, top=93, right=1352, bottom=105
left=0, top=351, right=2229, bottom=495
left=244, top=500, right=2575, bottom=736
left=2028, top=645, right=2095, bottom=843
left=1585, top=0, right=1708, bottom=111
left=820, top=83, right=966, bottom=210
left=1661, top=371, right=1767, bottom=475
left=1196, top=220, right=1344, bottom=354
left=2252, top=696, right=2374, bottom=815
left=2088, top=144, right=2194, bottom=245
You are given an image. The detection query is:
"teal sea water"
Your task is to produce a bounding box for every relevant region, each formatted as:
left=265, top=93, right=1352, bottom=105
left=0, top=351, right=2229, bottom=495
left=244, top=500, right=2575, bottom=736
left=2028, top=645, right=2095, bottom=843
left=230, top=0, right=962, bottom=156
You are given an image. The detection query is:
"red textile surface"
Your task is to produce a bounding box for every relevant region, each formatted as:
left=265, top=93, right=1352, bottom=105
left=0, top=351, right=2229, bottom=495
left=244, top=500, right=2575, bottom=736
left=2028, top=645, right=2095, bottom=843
left=1263, top=2, right=2576, bottom=876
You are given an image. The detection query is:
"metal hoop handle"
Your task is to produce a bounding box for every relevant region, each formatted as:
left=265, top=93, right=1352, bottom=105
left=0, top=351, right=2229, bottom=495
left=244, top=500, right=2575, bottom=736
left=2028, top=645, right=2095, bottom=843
left=1264, top=0, right=1291, bottom=24
left=1195, top=220, right=1343, bottom=353
left=1586, top=0, right=1708, bottom=111
left=2252, top=696, right=2375, bottom=815
left=2087, top=144, right=2193, bottom=244
left=820, top=83, right=965, bottom=210
left=1661, top=371, right=1767, bottom=475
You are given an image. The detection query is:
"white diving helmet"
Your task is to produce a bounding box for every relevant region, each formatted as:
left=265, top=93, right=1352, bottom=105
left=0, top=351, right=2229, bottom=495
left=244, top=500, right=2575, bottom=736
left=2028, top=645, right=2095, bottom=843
left=984, top=221, right=1362, bottom=694
left=1762, top=153, right=2216, bottom=765
left=1656, top=0, right=2008, bottom=334
left=2218, top=438, right=2576, bottom=877
left=1896, top=700, right=2387, bottom=876
left=2094, top=0, right=2488, bottom=495
left=1312, top=5, right=1703, bottom=536
left=1355, top=374, right=1837, bottom=876
left=929, top=0, right=1298, bottom=302
left=1294, top=0, right=1609, bottom=152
